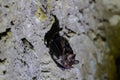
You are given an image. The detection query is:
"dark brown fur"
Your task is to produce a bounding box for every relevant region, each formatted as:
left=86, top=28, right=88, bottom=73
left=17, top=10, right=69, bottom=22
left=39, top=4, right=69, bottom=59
left=44, top=15, right=79, bottom=69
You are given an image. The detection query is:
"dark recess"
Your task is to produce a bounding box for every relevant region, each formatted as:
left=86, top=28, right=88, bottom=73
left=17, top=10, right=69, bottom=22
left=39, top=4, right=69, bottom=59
left=10, top=21, right=15, bottom=25
left=4, top=5, right=9, bottom=8
left=115, top=57, right=120, bottom=80
left=21, top=38, right=34, bottom=50
left=32, top=76, right=37, bottom=80
left=0, top=28, right=11, bottom=39
left=0, top=58, right=7, bottom=63
left=3, top=70, right=6, bottom=75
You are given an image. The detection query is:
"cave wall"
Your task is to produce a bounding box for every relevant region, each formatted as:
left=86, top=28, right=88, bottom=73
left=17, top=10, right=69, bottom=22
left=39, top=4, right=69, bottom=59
left=0, top=0, right=120, bottom=80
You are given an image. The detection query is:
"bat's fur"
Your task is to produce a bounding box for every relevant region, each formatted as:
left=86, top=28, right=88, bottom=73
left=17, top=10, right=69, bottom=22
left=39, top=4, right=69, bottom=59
left=44, top=15, right=79, bottom=70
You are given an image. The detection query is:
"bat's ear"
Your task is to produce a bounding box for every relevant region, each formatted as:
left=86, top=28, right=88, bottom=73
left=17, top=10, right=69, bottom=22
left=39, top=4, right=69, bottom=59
left=74, top=60, right=79, bottom=64
left=72, top=54, right=76, bottom=58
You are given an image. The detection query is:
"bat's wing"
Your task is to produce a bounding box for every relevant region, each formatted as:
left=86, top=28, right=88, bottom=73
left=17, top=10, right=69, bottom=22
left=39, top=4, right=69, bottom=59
left=50, top=53, right=67, bottom=70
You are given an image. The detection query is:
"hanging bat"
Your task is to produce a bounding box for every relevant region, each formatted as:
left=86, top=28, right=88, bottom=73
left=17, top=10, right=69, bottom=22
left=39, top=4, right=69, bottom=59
left=44, top=15, right=79, bottom=70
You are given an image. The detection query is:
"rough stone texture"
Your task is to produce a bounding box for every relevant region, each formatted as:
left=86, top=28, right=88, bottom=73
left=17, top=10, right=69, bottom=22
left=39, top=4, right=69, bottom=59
left=102, top=0, right=120, bottom=79
left=0, top=0, right=118, bottom=80
left=102, top=0, right=120, bottom=13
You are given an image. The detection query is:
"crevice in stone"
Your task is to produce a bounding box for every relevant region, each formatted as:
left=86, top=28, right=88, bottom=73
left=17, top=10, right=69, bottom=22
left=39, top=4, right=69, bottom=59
left=87, top=29, right=106, bottom=42
left=89, top=0, right=96, bottom=4
left=41, top=70, right=50, bottom=73
left=98, top=18, right=109, bottom=23
left=115, top=57, right=120, bottom=80
left=79, top=9, right=84, bottom=14
left=0, top=58, right=7, bottom=63
left=21, top=38, right=34, bottom=50
left=17, top=58, right=28, bottom=66
left=65, top=26, right=76, bottom=34
left=60, top=78, right=66, bottom=80
left=94, top=34, right=106, bottom=42
left=10, top=21, right=15, bottom=25
left=0, top=28, right=11, bottom=40
left=32, top=76, right=37, bottom=80
left=4, top=5, right=9, bottom=8
left=3, top=70, right=6, bottom=75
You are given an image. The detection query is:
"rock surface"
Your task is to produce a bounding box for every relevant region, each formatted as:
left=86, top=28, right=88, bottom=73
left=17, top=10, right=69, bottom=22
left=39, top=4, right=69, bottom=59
left=0, top=0, right=118, bottom=80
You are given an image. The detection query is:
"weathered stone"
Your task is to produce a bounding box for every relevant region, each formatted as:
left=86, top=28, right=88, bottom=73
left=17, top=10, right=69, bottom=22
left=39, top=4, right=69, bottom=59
left=102, top=0, right=120, bottom=13
left=0, top=0, right=116, bottom=80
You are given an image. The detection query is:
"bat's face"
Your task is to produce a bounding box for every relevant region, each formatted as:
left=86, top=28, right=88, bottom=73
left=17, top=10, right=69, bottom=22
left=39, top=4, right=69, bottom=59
left=63, top=54, right=76, bottom=69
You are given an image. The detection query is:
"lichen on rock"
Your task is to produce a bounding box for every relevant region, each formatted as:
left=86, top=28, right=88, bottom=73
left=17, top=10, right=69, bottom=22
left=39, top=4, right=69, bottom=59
left=0, top=0, right=119, bottom=80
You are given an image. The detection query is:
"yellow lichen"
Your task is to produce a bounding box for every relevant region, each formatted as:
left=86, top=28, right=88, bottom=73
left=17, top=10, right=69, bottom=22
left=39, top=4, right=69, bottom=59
left=35, top=5, right=46, bottom=21
left=35, top=6, right=46, bottom=21
left=7, top=31, right=12, bottom=38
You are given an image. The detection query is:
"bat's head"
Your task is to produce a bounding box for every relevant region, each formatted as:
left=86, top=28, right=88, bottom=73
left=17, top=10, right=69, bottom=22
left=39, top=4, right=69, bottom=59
left=63, top=53, right=79, bottom=69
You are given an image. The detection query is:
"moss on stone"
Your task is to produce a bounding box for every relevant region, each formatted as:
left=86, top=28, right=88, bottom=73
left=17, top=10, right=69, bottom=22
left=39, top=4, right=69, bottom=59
left=106, top=23, right=120, bottom=57
left=35, top=5, right=46, bottom=21
left=105, top=22, right=120, bottom=80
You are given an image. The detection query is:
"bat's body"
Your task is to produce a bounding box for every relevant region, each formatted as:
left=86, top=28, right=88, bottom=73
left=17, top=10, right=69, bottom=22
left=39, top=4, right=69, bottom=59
left=44, top=15, right=79, bottom=70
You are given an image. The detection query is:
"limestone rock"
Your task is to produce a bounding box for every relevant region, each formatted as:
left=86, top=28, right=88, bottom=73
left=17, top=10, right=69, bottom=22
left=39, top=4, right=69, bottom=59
left=0, top=0, right=113, bottom=80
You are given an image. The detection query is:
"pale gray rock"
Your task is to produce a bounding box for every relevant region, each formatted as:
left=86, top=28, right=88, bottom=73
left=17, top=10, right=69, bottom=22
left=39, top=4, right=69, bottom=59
left=0, top=0, right=114, bottom=80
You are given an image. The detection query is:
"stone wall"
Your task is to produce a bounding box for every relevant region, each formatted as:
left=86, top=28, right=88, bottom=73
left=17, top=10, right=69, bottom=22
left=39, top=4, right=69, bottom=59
left=0, top=0, right=119, bottom=80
